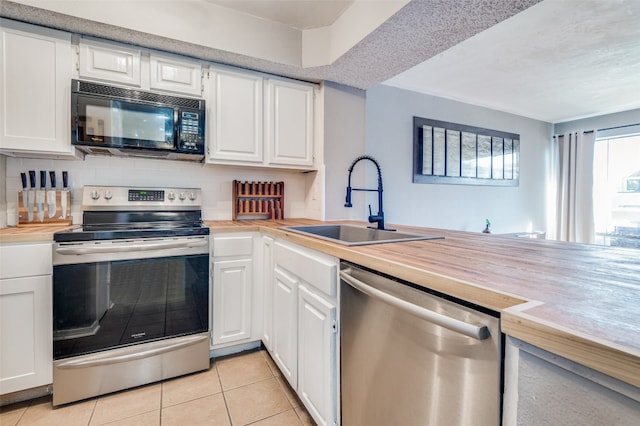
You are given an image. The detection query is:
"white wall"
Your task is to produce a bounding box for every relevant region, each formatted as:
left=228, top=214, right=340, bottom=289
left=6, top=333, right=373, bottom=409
left=0, top=156, right=6, bottom=228
left=3, top=155, right=310, bottom=226
left=364, top=85, right=553, bottom=234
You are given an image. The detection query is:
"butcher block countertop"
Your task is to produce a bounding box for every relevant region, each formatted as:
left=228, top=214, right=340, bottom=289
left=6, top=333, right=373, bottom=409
left=0, top=224, right=76, bottom=243
left=207, top=219, right=640, bottom=388
left=2, top=219, right=637, bottom=387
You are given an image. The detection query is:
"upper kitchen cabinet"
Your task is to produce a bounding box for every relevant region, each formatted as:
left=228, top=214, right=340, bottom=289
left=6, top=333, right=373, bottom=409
left=78, top=37, right=141, bottom=87
left=150, top=53, right=202, bottom=97
left=206, top=66, right=264, bottom=163
left=77, top=38, right=203, bottom=97
left=0, top=19, right=75, bottom=157
left=265, top=78, right=314, bottom=167
left=206, top=66, right=316, bottom=170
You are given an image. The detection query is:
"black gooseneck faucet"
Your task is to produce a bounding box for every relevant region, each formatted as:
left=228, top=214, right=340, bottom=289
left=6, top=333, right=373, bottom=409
left=344, top=155, right=389, bottom=230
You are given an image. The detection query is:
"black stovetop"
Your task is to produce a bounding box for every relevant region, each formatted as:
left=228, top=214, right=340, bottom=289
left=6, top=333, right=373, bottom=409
left=54, top=210, right=209, bottom=242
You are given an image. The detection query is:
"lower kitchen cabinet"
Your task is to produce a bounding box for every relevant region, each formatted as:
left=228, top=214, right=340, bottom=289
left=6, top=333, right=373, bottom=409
left=269, top=239, right=339, bottom=426
left=261, top=235, right=274, bottom=351
left=211, top=258, right=252, bottom=345
left=298, top=284, right=337, bottom=426
left=210, top=233, right=258, bottom=350
left=0, top=242, right=52, bottom=395
left=503, top=337, right=640, bottom=425
left=271, top=266, right=299, bottom=387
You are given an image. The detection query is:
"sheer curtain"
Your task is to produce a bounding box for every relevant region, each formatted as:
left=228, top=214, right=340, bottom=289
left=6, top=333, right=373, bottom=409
left=554, top=131, right=596, bottom=243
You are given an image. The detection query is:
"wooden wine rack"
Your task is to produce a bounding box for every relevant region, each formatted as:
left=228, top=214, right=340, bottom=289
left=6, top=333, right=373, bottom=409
left=232, top=180, right=284, bottom=220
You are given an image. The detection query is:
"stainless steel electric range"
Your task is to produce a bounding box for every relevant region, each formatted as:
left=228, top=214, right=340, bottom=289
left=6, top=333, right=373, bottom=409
left=52, top=186, right=210, bottom=406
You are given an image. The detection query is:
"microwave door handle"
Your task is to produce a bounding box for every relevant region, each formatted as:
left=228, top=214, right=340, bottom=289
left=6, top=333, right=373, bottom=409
left=55, top=238, right=207, bottom=255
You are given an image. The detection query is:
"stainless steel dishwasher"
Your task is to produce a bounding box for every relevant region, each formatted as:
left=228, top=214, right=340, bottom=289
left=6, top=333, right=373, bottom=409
left=340, top=261, right=502, bottom=425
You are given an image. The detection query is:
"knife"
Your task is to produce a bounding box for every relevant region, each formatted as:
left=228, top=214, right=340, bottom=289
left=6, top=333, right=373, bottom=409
left=20, top=173, right=29, bottom=221
left=28, top=170, right=36, bottom=222
left=37, top=171, right=46, bottom=222
left=61, top=171, right=68, bottom=220
left=48, top=171, right=57, bottom=218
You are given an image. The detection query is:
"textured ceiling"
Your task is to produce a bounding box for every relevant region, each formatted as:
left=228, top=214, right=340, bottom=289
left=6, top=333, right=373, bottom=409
left=384, top=0, right=640, bottom=122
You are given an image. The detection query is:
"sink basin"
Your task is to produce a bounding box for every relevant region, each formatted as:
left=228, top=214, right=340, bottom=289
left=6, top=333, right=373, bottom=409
left=282, top=224, right=443, bottom=246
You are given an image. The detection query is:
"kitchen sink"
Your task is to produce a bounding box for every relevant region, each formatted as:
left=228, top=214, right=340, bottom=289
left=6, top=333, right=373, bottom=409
left=281, top=224, right=443, bottom=246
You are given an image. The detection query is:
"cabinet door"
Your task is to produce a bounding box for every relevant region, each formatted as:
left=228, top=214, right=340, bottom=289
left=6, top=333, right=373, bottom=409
left=212, top=258, right=252, bottom=345
left=265, top=79, right=314, bottom=167
left=150, top=54, right=202, bottom=96
left=262, top=236, right=274, bottom=351
left=0, top=19, right=72, bottom=154
left=79, top=38, right=141, bottom=86
left=298, top=284, right=337, bottom=426
left=207, top=68, right=263, bottom=163
left=0, top=275, right=52, bottom=394
left=272, top=266, right=298, bottom=388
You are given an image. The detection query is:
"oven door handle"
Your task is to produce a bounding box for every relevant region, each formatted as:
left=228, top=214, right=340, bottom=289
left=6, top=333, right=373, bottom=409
left=55, top=334, right=209, bottom=369
left=55, top=237, right=208, bottom=255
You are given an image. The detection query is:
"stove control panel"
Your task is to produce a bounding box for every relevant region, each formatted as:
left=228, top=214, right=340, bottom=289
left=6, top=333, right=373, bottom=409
left=128, top=189, right=165, bottom=202
left=82, top=186, right=201, bottom=210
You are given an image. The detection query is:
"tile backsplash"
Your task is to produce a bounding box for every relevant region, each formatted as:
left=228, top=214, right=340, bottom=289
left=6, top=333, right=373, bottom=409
left=4, top=155, right=313, bottom=226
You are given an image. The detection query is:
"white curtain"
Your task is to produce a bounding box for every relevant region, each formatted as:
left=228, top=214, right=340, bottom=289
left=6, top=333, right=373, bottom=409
left=554, top=131, right=596, bottom=243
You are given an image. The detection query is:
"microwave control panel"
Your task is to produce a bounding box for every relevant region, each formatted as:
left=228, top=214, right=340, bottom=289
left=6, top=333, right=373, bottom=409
left=178, top=111, right=205, bottom=153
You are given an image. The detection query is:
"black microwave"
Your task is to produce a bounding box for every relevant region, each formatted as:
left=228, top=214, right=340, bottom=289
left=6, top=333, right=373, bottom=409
left=71, top=79, right=205, bottom=161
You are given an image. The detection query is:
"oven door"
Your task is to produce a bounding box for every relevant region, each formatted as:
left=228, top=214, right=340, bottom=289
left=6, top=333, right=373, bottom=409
left=52, top=236, right=209, bottom=360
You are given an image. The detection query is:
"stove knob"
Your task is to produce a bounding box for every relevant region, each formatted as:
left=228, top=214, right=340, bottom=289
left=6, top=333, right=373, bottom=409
left=104, top=191, right=113, bottom=200
left=188, top=192, right=196, bottom=201
left=167, top=192, right=176, bottom=201
left=179, top=192, right=186, bottom=201
left=90, top=190, right=100, bottom=200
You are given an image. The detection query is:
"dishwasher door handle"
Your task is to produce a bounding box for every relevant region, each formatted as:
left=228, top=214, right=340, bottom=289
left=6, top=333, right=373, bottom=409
left=340, top=270, right=490, bottom=340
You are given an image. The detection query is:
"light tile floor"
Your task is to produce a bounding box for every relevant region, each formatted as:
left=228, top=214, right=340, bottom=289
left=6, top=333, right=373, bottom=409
left=0, top=349, right=316, bottom=426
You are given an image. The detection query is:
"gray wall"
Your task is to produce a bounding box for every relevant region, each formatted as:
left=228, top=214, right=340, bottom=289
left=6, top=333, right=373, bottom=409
left=364, top=85, right=553, bottom=233
left=554, top=108, right=640, bottom=135
left=323, top=82, right=367, bottom=221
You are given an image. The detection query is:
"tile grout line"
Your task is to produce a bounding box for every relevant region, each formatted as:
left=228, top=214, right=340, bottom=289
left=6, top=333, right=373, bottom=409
left=214, top=360, right=234, bottom=425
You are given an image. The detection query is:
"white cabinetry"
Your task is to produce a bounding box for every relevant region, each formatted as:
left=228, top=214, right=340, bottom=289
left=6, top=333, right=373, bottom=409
left=207, top=67, right=263, bottom=163
left=210, top=234, right=255, bottom=349
left=0, top=19, right=74, bottom=157
left=270, top=240, right=338, bottom=426
left=78, top=38, right=141, bottom=86
left=77, top=37, right=202, bottom=96
left=206, top=68, right=315, bottom=169
left=265, top=79, right=314, bottom=167
left=261, top=235, right=274, bottom=351
left=298, top=284, right=337, bottom=425
left=150, top=53, right=202, bottom=96
left=0, top=242, right=53, bottom=395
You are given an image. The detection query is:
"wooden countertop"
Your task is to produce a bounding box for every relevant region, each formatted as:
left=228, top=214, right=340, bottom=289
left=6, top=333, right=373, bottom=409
left=206, top=219, right=640, bottom=388
left=0, top=225, right=76, bottom=243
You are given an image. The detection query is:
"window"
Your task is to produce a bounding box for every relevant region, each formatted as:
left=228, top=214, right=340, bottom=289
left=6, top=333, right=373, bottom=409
left=593, top=134, right=640, bottom=248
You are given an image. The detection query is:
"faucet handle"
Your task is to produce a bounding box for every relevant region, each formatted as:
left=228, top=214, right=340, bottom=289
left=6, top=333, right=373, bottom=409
left=368, top=204, right=373, bottom=216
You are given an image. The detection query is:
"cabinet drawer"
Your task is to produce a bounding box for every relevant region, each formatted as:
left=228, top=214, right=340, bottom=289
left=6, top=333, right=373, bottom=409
left=0, top=242, right=52, bottom=279
left=274, top=241, right=337, bottom=297
left=212, top=235, right=253, bottom=258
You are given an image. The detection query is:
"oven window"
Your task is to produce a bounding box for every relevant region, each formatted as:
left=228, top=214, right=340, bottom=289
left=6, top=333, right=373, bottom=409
left=53, top=254, right=209, bottom=359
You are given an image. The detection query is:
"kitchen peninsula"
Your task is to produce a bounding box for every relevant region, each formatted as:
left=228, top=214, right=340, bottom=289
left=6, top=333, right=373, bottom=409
left=1, top=218, right=638, bottom=423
